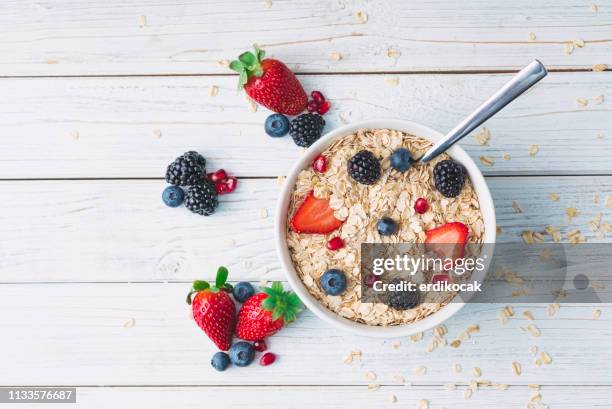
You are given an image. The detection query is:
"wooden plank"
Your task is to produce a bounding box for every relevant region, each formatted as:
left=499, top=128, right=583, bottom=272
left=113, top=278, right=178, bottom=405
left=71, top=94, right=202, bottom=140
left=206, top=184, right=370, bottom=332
left=1, top=177, right=611, bottom=283
left=11, top=385, right=612, bottom=409
left=0, top=72, right=610, bottom=178
left=0, top=0, right=611, bottom=75
left=0, top=282, right=609, bottom=386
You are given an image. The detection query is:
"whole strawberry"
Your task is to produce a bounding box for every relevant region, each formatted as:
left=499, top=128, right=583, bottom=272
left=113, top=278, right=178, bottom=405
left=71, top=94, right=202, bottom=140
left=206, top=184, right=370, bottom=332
left=230, top=45, right=307, bottom=115
left=236, top=282, right=302, bottom=341
left=187, top=266, right=235, bottom=351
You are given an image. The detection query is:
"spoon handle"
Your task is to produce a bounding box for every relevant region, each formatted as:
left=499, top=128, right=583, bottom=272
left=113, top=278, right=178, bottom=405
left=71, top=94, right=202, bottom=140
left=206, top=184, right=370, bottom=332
left=419, top=60, right=548, bottom=163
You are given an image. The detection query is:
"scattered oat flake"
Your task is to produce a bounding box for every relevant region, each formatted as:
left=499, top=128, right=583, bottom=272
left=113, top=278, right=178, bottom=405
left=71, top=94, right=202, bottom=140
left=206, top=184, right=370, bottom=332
left=566, top=207, right=580, bottom=221
left=548, top=192, right=560, bottom=201
left=512, top=361, right=522, bottom=375
left=387, top=48, right=401, bottom=58
left=591, top=3, right=598, bottom=12
left=521, top=230, right=534, bottom=244
left=576, top=97, right=589, bottom=107
left=472, top=367, right=482, bottom=377
left=367, top=383, right=380, bottom=391
left=529, top=345, right=538, bottom=356
left=529, top=32, right=536, bottom=41
left=276, top=175, right=286, bottom=186
left=529, top=144, right=539, bottom=157
left=365, top=371, right=377, bottom=381
left=122, top=318, right=135, bottom=328
left=331, top=51, right=343, bottom=61
left=393, top=375, right=406, bottom=385
left=209, top=85, right=218, bottom=97
left=389, top=394, right=397, bottom=403
left=606, top=196, right=612, bottom=208
left=356, top=11, right=368, bottom=23
left=593, top=309, right=601, bottom=319
left=594, top=95, right=604, bottom=104
left=573, top=39, right=586, bottom=48
left=540, top=351, right=552, bottom=364
left=248, top=99, right=258, bottom=112
left=444, top=383, right=457, bottom=391
left=593, top=64, right=608, bottom=72
left=474, top=127, right=490, bottom=145
left=497, top=383, right=509, bottom=391
left=138, top=15, right=147, bottom=28
left=410, top=332, right=424, bottom=342
left=259, top=208, right=268, bottom=219
left=415, top=365, right=427, bottom=376
left=217, top=59, right=230, bottom=68
left=392, top=341, right=401, bottom=349
left=528, top=384, right=541, bottom=390
left=527, top=324, right=541, bottom=337
left=450, top=339, right=461, bottom=348
left=467, top=324, right=480, bottom=333
left=453, top=363, right=462, bottom=373
left=480, top=155, right=494, bottom=166
left=385, top=76, right=399, bottom=86
left=263, top=0, right=272, bottom=8
left=565, top=42, right=574, bottom=55
left=512, top=201, right=523, bottom=213
left=523, top=310, right=535, bottom=320
left=417, top=399, right=429, bottom=409
left=463, top=387, right=473, bottom=400
left=503, top=153, right=511, bottom=161
left=152, top=129, right=162, bottom=139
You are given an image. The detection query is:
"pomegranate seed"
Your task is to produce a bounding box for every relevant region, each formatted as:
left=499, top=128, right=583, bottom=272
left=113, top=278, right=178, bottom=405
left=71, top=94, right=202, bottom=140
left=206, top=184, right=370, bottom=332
left=307, top=101, right=319, bottom=113
left=209, top=169, right=227, bottom=183
left=312, top=155, right=328, bottom=173
left=311, top=90, right=325, bottom=104
left=414, top=197, right=429, bottom=214
left=432, top=274, right=449, bottom=284
left=326, top=236, right=345, bottom=251
left=364, top=273, right=381, bottom=287
left=259, top=352, right=276, bottom=366
left=253, top=340, right=267, bottom=352
left=317, top=100, right=331, bottom=115
left=215, top=181, right=229, bottom=194
left=224, top=177, right=238, bottom=193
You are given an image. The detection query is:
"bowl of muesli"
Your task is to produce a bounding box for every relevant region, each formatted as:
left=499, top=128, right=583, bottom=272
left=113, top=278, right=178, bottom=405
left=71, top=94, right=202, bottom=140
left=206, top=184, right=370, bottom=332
left=275, top=119, right=496, bottom=337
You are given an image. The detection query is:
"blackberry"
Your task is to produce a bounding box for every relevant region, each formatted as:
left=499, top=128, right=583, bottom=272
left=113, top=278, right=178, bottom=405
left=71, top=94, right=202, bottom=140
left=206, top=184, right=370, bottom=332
left=388, top=278, right=419, bottom=310
left=165, top=151, right=206, bottom=186
left=347, top=150, right=381, bottom=185
left=184, top=180, right=218, bottom=216
left=289, top=113, right=325, bottom=147
left=433, top=159, right=465, bottom=198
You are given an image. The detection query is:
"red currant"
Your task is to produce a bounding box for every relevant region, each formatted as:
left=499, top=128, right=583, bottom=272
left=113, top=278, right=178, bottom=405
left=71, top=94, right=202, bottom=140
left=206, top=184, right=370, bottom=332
left=317, top=100, right=331, bottom=115
left=414, top=197, right=429, bottom=214
left=364, top=273, right=381, bottom=287
left=259, top=352, right=276, bottom=366
left=312, top=154, right=328, bottom=173
left=253, top=340, right=267, bottom=352
left=209, top=169, right=227, bottom=183
left=432, top=274, right=449, bottom=284
left=311, top=90, right=325, bottom=104
left=326, top=236, right=345, bottom=251
left=307, top=101, right=319, bottom=113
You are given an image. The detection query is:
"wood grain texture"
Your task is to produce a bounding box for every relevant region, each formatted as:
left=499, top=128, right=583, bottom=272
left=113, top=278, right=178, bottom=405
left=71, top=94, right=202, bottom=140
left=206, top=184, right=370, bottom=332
left=11, top=385, right=612, bottom=409
left=0, top=72, right=610, bottom=179
left=0, top=0, right=610, bottom=76
left=1, top=177, right=611, bottom=283
left=0, top=282, right=610, bottom=386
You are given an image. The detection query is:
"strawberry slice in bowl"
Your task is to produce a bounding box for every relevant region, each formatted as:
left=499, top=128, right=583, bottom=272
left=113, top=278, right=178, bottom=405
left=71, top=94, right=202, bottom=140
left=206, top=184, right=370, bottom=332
left=290, top=191, right=345, bottom=234
left=425, top=222, right=469, bottom=270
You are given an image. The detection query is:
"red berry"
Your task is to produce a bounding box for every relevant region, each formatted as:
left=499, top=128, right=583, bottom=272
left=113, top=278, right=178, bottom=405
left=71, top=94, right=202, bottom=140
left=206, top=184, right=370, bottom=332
left=259, top=352, right=276, bottom=366
left=225, top=177, right=238, bottom=193
left=253, top=340, right=267, bottom=352
left=311, top=90, right=325, bottom=104
left=215, top=181, right=229, bottom=194
left=317, top=100, right=331, bottom=115
left=307, top=101, right=319, bottom=113
left=364, top=273, right=380, bottom=287
left=210, top=169, right=228, bottom=183
left=312, top=155, right=328, bottom=173
left=326, top=236, right=345, bottom=251
left=414, top=198, right=429, bottom=214
left=432, top=274, right=449, bottom=284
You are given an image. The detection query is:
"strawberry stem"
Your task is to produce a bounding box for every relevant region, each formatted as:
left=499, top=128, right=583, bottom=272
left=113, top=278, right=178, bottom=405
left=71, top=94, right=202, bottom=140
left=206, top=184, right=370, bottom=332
left=260, top=282, right=303, bottom=324
left=185, top=266, right=230, bottom=305
left=229, top=44, right=266, bottom=90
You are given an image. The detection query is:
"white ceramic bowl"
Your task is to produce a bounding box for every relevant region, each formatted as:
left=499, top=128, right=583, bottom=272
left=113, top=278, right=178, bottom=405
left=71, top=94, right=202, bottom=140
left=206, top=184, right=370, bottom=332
left=275, top=119, right=496, bottom=337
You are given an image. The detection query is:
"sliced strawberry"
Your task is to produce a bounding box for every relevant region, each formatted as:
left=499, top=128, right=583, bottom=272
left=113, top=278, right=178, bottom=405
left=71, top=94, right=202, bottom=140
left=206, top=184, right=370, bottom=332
left=290, top=192, right=345, bottom=234
left=425, top=222, right=469, bottom=269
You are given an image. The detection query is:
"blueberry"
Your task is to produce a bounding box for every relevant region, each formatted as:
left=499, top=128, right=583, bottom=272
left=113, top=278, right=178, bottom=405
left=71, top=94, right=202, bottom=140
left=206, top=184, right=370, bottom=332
left=390, top=148, right=413, bottom=172
left=265, top=114, right=290, bottom=137
left=162, top=186, right=184, bottom=207
left=232, top=282, right=255, bottom=303
left=320, top=269, right=347, bottom=296
left=211, top=351, right=230, bottom=372
left=229, top=342, right=255, bottom=367
left=377, top=217, right=398, bottom=236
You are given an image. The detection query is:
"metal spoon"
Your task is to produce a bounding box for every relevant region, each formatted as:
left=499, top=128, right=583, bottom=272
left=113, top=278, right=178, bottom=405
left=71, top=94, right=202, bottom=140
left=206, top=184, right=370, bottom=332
left=419, top=60, right=548, bottom=163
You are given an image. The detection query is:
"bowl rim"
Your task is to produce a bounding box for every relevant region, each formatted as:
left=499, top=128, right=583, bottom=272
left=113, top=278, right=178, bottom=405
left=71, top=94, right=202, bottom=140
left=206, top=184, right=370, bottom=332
left=275, top=119, right=496, bottom=338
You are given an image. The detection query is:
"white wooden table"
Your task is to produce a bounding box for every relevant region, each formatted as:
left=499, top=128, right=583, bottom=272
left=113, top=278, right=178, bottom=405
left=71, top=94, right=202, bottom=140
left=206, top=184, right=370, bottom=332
left=1, top=1, right=611, bottom=407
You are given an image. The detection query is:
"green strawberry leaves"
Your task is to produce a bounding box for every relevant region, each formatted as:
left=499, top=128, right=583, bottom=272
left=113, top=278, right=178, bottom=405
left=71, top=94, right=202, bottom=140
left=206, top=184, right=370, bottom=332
left=185, top=266, right=231, bottom=305
left=260, top=281, right=303, bottom=324
left=229, top=44, right=266, bottom=89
